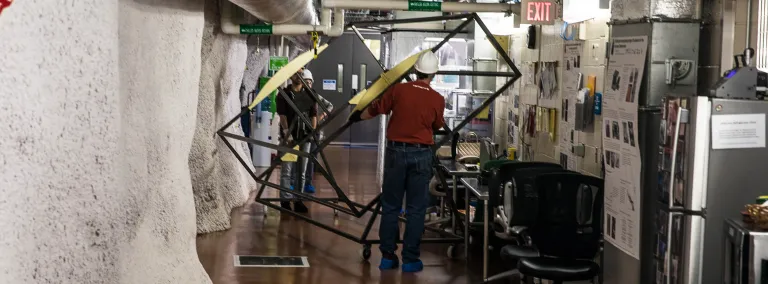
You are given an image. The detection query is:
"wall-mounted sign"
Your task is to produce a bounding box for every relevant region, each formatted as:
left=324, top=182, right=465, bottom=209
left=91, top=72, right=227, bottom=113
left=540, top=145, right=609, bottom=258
left=269, top=56, right=288, bottom=72
left=240, top=24, right=273, bottom=35
left=521, top=0, right=556, bottom=25
left=408, top=0, right=442, bottom=12
left=322, top=79, right=337, bottom=90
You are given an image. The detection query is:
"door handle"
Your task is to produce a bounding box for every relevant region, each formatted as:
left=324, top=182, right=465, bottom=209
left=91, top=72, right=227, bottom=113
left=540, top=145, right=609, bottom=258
left=668, top=107, right=688, bottom=210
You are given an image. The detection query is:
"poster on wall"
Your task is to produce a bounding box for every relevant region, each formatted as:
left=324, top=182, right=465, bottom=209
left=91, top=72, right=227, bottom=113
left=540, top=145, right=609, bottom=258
left=559, top=42, right=582, bottom=171
left=601, top=36, right=648, bottom=260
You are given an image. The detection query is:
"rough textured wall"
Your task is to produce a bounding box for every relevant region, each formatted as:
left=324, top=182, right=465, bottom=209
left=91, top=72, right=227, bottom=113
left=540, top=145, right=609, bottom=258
left=0, top=0, right=211, bottom=283
left=189, top=0, right=255, bottom=234
left=0, top=1, right=122, bottom=282
left=118, top=0, right=211, bottom=282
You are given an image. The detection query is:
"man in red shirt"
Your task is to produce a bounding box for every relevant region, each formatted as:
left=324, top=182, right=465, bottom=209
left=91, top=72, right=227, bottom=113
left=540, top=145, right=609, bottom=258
left=352, top=51, right=444, bottom=273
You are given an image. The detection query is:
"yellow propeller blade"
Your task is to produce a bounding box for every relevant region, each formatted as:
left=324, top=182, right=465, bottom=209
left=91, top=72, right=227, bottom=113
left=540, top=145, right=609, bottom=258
left=248, top=44, right=329, bottom=110
left=280, top=145, right=300, bottom=162
left=348, top=50, right=428, bottom=115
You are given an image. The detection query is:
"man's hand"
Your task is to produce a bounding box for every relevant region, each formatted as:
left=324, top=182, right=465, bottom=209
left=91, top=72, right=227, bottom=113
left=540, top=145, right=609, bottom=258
left=280, top=129, right=293, bottom=144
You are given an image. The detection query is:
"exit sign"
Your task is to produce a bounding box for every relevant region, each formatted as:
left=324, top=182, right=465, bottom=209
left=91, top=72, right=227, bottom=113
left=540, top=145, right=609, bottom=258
left=521, top=0, right=556, bottom=25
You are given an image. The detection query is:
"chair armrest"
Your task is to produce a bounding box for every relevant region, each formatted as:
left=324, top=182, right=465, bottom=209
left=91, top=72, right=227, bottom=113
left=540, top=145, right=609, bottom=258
left=510, top=226, right=533, bottom=246
left=510, top=226, right=528, bottom=235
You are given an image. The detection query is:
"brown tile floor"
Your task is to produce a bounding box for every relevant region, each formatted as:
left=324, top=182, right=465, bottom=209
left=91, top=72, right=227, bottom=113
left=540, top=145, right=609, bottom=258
left=196, top=147, right=509, bottom=284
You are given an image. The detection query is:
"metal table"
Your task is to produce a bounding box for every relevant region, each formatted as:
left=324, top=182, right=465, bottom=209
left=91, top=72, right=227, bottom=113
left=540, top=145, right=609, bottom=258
left=437, top=160, right=481, bottom=262
left=459, top=177, right=490, bottom=279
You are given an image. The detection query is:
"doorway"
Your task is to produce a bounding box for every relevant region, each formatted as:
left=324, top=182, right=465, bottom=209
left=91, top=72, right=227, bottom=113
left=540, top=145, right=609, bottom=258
left=306, top=32, right=383, bottom=146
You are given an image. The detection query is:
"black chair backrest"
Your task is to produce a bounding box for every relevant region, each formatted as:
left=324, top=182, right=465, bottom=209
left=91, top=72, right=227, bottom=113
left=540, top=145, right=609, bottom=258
left=508, top=167, right=574, bottom=226
left=487, top=162, right=563, bottom=222
left=530, top=172, right=604, bottom=260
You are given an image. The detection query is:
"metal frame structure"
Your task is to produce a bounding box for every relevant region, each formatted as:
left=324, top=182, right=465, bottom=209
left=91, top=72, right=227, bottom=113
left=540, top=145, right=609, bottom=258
left=217, top=12, right=521, bottom=257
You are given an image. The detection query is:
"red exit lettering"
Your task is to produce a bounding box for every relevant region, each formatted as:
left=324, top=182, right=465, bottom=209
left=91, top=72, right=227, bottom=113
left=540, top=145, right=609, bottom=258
left=526, top=1, right=552, bottom=22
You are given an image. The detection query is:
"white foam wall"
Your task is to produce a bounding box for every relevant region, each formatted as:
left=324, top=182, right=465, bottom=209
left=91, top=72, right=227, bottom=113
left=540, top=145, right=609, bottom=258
left=189, top=0, right=255, bottom=235
left=0, top=0, right=268, bottom=281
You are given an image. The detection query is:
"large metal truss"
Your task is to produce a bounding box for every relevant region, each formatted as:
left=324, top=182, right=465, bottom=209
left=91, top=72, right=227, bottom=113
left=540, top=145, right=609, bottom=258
left=217, top=12, right=522, bottom=253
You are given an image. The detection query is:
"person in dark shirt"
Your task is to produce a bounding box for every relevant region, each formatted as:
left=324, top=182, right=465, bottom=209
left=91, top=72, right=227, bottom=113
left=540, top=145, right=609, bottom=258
left=296, top=69, right=334, bottom=194
left=276, top=68, right=318, bottom=213
left=352, top=51, right=445, bottom=272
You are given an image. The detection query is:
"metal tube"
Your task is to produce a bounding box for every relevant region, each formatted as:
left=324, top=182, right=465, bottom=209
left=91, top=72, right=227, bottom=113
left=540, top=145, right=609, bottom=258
left=366, top=238, right=464, bottom=244
left=259, top=200, right=362, bottom=242
left=431, top=18, right=475, bottom=52
left=436, top=78, right=516, bottom=147
left=360, top=203, right=382, bottom=240
left=323, top=0, right=516, bottom=14
left=377, top=115, right=387, bottom=189
left=483, top=199, right=489, bottom=279
left=472, top=13, right=520, bottom=76
left=452, top=175, right=458, bottom=233
left=465, top=180, right=470, bottom=258
left=746, top=0, right=754, bottom=65
left=348, top=13, right=471, bottom=27
left=219, top=132, right=310, bottom=158
left=435, top=70, right=517, bottom=77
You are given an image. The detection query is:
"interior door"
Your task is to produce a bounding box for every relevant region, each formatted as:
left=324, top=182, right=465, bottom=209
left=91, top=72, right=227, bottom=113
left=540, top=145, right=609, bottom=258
left=306, top=35, right=353, bottom=144
left=349, top=33, right=384, bottom=146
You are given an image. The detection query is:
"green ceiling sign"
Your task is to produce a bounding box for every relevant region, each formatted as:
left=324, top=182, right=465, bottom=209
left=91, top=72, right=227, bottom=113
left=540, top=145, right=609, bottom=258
left=240, top=24, right=273, bottom=35
left=408, top=1, right=442, bottom=11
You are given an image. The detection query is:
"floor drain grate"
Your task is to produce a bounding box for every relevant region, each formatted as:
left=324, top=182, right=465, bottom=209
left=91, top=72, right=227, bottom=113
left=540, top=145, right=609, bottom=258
left=234, top=255, right=309, bottom=268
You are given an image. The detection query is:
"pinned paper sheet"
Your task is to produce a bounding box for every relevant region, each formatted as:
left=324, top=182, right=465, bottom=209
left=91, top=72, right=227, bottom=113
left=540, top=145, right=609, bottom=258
left=712, top=114, right=766, bottom=149
left=280, top=146, right=301, bottom=162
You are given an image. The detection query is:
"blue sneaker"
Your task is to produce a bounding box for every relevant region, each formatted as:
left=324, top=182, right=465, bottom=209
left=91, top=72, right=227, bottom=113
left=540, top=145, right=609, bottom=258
left=379, top=254, right=399, bottom=270
left=402, top=261, right=423, bottom=273
left=304, top=184, right=315, bottom=193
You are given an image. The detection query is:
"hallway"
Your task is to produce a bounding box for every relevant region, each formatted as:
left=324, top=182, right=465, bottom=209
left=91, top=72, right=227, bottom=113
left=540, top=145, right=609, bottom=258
left=196, top=147, right=491, bottom=284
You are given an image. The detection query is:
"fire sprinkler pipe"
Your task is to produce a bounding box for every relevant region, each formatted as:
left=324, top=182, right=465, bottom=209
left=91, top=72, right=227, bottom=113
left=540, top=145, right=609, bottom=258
left=224, top=0, right=518, bottom=37
left=222, top=2, right=345, bottom=37
left=323, top=0, right=519, bottom=14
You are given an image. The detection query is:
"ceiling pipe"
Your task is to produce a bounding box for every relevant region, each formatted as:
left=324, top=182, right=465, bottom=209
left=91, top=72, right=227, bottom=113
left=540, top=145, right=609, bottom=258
left=222, top=2, right=344, bottom=37
left=222, top=0, right=517, bottom=47
left=323, top=0, right=519, bottom=15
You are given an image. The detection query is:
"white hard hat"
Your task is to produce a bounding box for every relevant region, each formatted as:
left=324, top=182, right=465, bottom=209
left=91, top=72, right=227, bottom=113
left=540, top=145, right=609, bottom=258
left=414, top=51, right=439, bottom=74
left=302, top=69, right=314, bottom=81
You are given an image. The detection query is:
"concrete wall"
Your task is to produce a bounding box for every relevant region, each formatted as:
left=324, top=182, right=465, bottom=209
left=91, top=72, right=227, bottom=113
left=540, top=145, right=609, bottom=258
left=0, top=0, right=280, bottom=281
left=0, top=0, right=212, bottom=283
left=189, top=0, right=255, bottom=234
left=493, top=13, right=610, bottom=178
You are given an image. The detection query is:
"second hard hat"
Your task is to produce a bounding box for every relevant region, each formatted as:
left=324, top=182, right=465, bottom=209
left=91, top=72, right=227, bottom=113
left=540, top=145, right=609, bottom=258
left=302, top=69, right=314, bottom=81
left=414, top=51, right=439, bottom=74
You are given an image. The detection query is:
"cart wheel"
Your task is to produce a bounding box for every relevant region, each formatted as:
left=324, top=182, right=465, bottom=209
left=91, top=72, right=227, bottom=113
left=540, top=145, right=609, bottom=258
left=447, top=244, right=459, bottom=259
left=359, top=245, right=372, bottom=261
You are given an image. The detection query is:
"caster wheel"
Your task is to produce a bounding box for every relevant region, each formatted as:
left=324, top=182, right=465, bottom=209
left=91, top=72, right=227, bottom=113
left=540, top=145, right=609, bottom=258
left=359, top=245, right=372, bottom=261
left=447, top=244, right=460, bottom=259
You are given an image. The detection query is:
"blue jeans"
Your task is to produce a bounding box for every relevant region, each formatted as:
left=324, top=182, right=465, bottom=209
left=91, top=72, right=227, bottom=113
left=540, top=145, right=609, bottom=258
left=304, top=141, right=317, bottom=185
left=378, top=145, right=433, bottom=263
left=279, top=142, right=311, bottom=199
